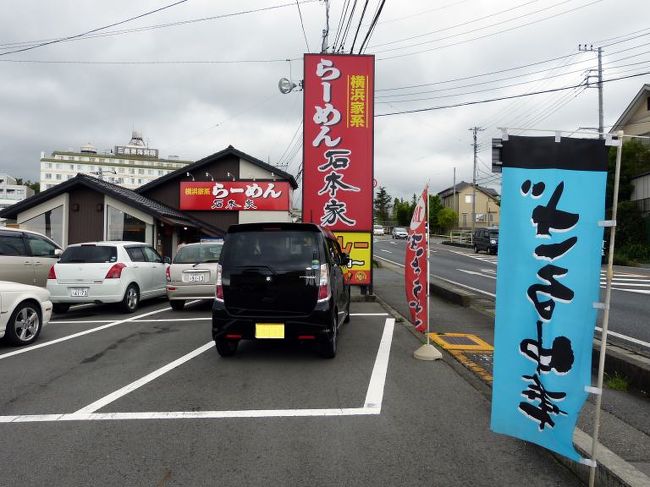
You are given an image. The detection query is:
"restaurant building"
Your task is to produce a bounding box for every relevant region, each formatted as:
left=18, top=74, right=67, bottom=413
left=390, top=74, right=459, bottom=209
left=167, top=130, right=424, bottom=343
left=0, top=146, right=298, bottom=258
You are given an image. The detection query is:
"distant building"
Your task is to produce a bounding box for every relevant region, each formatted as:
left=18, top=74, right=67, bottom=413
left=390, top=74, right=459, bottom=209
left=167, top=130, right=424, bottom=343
left=609, top=83, right=650, bottom=138
left=39, top=131, right=192, bottom=191
left=0, top=174, right=34, bottom=211
left=437, top=181, right=500, bottom=229
left=631, top=171, right=650, bottom=217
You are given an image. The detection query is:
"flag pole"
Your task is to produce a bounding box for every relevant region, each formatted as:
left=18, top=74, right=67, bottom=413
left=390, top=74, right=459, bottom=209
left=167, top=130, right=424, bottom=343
left=588, top=130, right=623, bottom=486
left=414, top=183, right=441, bottom=361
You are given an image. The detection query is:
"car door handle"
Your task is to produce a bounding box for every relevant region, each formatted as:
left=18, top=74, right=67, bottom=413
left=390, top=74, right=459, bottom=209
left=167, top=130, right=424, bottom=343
left=34, top=261, right=42, bottom=265
left=24, top=261, right=32, bottom=265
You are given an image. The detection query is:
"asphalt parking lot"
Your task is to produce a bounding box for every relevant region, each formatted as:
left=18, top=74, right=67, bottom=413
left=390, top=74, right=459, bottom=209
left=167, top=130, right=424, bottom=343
left=0, top=298, right=580, bottom=486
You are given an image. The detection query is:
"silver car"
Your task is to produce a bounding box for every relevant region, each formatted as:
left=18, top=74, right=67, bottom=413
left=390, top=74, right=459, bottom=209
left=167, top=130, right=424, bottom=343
left=0, top=227, right=62, bottom=287
left=166, top=241, right=223, bottom=310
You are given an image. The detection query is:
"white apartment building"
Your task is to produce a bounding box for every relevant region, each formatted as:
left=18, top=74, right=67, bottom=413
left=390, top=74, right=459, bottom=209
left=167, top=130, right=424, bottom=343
left=39, top=131, right=192, bottom=191
left=0, top=174, right=34, bottom=210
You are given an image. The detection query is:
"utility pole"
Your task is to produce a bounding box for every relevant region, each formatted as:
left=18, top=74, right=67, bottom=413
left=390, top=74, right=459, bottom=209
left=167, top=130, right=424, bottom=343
left=579, top=44, right=604, bottom=138
left=453, top=167, right=457, bottom=227
left=321, top=0, right=330, bottom=53
left=469, top=127, right=484, bottom=236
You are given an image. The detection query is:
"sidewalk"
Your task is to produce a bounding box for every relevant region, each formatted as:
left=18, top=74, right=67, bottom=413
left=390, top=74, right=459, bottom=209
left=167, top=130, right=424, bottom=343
left=372, top=263, right=650, bottom=486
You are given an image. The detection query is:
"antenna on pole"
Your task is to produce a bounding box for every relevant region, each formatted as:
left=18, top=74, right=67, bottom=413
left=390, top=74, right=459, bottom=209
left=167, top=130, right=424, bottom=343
left=320, top=0, right=330, bottom=53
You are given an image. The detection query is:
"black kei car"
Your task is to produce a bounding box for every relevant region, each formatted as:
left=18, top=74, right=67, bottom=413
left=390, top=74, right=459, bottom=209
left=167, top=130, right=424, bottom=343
left=473, top=227, right=499, bottom=255
left=212, top=223, right=351, bottom=359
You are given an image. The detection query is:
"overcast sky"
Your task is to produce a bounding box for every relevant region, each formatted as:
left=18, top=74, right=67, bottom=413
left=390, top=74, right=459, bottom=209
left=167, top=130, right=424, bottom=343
left=1, top=0, right=648, bottom=202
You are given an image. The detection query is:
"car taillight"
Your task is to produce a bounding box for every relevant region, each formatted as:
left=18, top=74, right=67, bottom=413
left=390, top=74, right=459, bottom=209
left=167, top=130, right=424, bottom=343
left=165, top=266, right=171, bottom=282
left=105, top=263, right=126, bottom=279
left=317, top=263, right=330, bottom=302
left=215, top=263, right=224, bottom=301
left=48, top=266, right=56, bottom=280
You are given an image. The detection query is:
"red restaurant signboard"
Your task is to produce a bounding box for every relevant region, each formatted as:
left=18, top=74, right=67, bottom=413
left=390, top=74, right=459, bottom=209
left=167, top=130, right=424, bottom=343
left=302, top=54, right=374, bottom=231
left=179, top=181, right=290, bottom=211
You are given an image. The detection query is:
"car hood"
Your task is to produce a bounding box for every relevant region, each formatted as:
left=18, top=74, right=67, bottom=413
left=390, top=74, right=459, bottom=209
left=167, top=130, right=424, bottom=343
left=0, top=280, right=50, bottom=298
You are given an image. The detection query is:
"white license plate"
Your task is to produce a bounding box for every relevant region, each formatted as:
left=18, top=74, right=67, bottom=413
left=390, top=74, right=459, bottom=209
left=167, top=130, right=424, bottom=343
left=70, top=288, right=88, bottom=297
left=187, top=274, right=206, bottom=283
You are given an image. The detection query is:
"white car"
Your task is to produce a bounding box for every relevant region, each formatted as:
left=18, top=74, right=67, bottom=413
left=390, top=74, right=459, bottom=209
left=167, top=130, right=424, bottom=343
left=0, top=280, right=52, bottom=346
left=47, top=242, right=168, bottom=314
left=373, top=224, right=385, bottom=236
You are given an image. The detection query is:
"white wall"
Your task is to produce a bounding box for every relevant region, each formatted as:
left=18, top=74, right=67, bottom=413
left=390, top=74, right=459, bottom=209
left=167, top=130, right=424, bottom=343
left=238, top=211, right=291, bottom=223
left=239, top=158, right=275, bottom=179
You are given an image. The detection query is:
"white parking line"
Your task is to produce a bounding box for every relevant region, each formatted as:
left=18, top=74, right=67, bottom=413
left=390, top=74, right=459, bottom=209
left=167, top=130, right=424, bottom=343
left=0, top=317, right=395, bottom=423
left=74, top=342, right=215, bottom=414
left=0, top=306, right=171, bottom=361
left=350, top=313, right=388, bottom=316
left=364, top=318, right=394, bottom=411
left=49, top=320, right=114, bottom=324
left=380, top=249, right=392, bottom=253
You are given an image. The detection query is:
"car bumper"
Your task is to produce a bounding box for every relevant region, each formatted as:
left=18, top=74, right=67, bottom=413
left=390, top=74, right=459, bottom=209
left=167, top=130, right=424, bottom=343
left=42, top=299, right=53, bottom=325
left=211, top=300, right=333, bottom=341
left=167, top=283, right=215, bottom=300
left=46, top=281, right=126, bottom=304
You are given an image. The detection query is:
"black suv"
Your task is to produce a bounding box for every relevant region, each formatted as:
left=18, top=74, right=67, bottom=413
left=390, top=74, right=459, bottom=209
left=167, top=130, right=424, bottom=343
left=473, top=227, right=499, bottom=255
left=212, top=223, right=351, bottom=358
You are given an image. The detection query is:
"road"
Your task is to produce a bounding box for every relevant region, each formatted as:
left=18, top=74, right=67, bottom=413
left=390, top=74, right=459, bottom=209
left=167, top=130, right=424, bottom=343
left=373, top=236, right=650, bottom=356
left=0, top=297, right=581, bottom=486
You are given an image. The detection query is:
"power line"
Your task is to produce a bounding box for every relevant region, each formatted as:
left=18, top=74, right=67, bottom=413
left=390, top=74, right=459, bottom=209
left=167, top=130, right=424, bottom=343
left=371, top=0, right=542, bottom=50
left=377, top=0, right=602, bottom=61
left=375, top=70, right=650, bottom=117
left=0, top=0, right=190, bottom=57
left=358, top=0, right=387, bottom=54
left=349, top=0, right=370, bottom=53
left=338, top=0, right=359, bottom=52
left=0, top=1, right=318, bottom=52
left=295, top=0, right=311, bottom=51
left=377, top=0, right=469, bottom=26
left=376, top=38, right=650, bottom=93
left=332, top=0, right=351, bottom=51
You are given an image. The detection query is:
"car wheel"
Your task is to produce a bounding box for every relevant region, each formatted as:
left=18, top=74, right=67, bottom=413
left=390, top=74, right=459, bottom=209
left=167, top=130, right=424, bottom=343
left=474, top=245, right=479, bottom=253
left=319, top=309, right=338, bottom=359
left=53, top=303, right=70, bottom=314
left=215, top=338, right=238, bottom=357
left=170, top=300, right=185, bottom=311
left=344, top=288, right=351, bottom=324
left=120, top=284, right=139, bottom=313
left=5, top=301, right=42, bottom=346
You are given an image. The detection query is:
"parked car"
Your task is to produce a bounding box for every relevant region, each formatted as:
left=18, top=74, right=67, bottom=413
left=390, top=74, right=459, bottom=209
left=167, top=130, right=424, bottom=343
left=373, top=224, right=385, bottom=236
left=212, top=222, right=351, bottom=358
left=0, top=227, right=62, bottom=287
left=167, top=240, right=224, bottom=310
left=47, top=242, right=168, bottom=314
left=392, top=227, right=408, bottom=239
left=473, top=227, right=499, bottom=255
left=0, top=280, right=52, bottom=346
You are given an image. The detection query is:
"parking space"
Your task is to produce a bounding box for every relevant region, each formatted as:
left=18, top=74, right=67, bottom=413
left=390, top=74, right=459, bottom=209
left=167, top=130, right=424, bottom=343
left=0, top=301, right=393, bottom=421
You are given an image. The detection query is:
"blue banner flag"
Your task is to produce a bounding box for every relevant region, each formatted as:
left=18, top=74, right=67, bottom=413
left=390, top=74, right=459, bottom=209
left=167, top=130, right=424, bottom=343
left=490, top=136, right=609, bottom=462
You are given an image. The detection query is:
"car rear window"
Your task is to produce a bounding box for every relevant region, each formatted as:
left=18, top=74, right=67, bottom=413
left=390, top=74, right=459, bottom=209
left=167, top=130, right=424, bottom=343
left=173, top=243, right=223, bottom=264
left=221, top=231, right=319, bottom=269
left=489, top=231, right=499, bottom=238
left=59, top=245, right=117, bottom=263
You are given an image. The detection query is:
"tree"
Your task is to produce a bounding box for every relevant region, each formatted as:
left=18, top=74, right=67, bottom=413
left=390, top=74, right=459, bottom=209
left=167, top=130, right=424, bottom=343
left=14, top=178, right=40, bottom=194
left=428, top=194, right=443, bottom=233
left=437, top=207, right=458, bottom=232
left=606, top=139, right=650, bottom=209
left=373, top=186, right=392, bottom=223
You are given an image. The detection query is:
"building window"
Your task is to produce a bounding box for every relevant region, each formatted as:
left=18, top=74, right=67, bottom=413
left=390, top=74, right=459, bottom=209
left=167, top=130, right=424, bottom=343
left=465, top=194, right=472, bottom=203
left=55, top=174, right=62, bottom=180
left=67, top=156, right=73, bottom=161
left=56, top=163, right=62, bottom=169
left=20, top=205, right=64, bottom=246
left=106, top=205, right=146, bottom=242
left=45, top=173, right=52, bottom=179
left=462, top=213, right=467, bottom=226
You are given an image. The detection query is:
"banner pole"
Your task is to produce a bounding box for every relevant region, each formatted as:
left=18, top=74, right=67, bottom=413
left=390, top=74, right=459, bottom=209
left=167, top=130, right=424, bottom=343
left=426, top=184, right=431, bottom=346
left=588, top=130, right=623, bottom=487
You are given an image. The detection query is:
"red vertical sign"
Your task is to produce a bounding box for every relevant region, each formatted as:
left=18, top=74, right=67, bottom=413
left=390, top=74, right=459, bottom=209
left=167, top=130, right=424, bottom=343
left=302, top=54, right=374, bottom=231
left=405, top=188, right=428, bottom=332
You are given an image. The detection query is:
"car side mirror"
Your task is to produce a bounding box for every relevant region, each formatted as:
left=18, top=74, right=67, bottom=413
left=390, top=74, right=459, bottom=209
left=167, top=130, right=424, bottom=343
left=340, top=253, right=350, bottom=266
left=54, top=248, right=63, bottom=258
left=163, top=256, right=172, bottom=264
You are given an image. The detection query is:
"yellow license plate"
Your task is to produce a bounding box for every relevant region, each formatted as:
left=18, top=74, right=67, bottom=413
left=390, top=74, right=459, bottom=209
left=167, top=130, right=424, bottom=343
left=255, top=323, right=285, bottom=339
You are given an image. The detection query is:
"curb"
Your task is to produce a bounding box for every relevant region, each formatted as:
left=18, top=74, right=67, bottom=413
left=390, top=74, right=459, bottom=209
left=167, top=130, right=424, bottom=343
left=371, top=288, right=650, bottom=487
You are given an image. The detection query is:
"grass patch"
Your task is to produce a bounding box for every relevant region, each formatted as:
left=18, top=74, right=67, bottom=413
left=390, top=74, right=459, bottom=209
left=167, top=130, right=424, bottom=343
left=604, top=372, right=629, bottom=392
